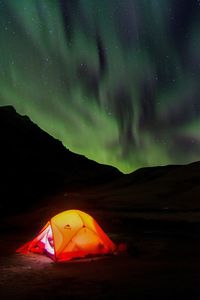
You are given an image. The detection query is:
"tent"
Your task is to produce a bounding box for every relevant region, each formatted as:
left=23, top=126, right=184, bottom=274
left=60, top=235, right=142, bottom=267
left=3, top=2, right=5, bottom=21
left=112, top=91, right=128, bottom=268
left=16, top=210, right=117, bottom=261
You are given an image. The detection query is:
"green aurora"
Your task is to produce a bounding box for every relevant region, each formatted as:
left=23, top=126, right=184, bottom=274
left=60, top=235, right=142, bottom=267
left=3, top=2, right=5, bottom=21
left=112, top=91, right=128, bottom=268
left=0, top=0, right=200, bottom=173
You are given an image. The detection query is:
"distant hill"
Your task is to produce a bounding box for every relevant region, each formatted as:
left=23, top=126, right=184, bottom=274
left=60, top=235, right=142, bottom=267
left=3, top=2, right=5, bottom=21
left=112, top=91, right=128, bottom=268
left=0, top=105, right=121, bottom=211
left=77, top=161, right=200, bottom=212
left=1, top=105, right=199, bottom=217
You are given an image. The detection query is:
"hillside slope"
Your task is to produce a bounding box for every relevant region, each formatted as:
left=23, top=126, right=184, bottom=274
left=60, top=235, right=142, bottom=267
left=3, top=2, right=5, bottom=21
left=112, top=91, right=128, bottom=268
left=0, top=105, right=121, bottom=211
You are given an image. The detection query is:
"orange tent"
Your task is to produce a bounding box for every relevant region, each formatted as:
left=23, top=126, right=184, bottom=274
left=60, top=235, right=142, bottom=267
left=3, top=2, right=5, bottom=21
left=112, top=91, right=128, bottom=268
left=16, top=210, right=116, bottom=261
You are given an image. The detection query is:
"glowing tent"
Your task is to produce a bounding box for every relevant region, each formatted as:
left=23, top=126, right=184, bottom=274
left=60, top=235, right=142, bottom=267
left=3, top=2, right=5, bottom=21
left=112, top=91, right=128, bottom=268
left=17, top=210, right=116, bottom=261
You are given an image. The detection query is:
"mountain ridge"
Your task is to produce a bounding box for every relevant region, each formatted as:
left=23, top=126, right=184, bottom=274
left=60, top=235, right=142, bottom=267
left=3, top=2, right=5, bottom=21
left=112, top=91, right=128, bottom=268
left=0, top=105, right=121, bottom=211
left=0, top=105, right=199, bottom=215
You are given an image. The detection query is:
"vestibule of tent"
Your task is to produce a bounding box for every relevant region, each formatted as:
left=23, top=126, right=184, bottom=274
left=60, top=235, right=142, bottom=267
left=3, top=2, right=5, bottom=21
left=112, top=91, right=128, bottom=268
left=17, top=210, right=117, bottom=261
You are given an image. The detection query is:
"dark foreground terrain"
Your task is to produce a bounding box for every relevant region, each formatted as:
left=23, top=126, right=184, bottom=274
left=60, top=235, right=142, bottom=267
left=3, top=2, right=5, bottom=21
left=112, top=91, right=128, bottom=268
left=1, top=207, right=200, bottom=300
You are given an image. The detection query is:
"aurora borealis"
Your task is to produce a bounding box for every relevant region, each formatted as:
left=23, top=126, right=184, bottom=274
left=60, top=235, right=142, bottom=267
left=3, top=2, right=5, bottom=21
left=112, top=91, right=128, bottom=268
left=0, top=0, right=200, bottom=173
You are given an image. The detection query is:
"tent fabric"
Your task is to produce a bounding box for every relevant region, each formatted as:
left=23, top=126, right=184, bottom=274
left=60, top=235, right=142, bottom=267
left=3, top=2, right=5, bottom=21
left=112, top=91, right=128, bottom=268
left=17, top=210, right=116, bottom=261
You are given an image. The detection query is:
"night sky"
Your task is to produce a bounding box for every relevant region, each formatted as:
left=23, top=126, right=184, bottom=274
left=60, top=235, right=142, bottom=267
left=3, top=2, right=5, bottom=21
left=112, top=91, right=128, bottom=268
left=0, top=0, right=200, bottom=173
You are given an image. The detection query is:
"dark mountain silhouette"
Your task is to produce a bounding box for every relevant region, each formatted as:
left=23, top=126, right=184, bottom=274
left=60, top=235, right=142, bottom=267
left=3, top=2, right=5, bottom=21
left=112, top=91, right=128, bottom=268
left=1, top=105, right=199, bottom=216
left=120, top=160, right=200, bottom=210
left=0, top=105, right=121, bottom=211
left=77, top=160, right=200, bottom=212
